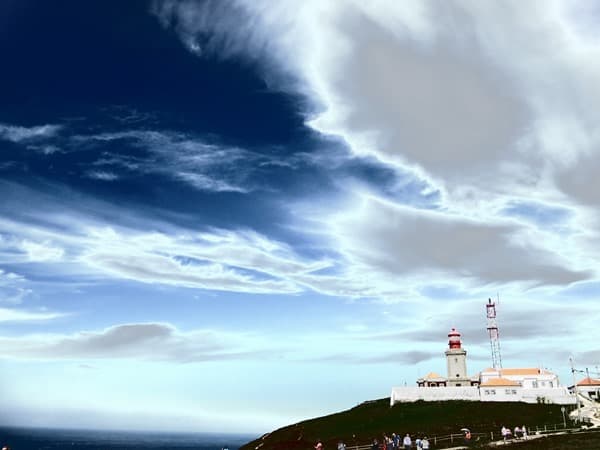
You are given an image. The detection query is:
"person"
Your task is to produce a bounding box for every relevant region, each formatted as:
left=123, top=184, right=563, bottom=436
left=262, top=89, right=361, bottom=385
left=521, top=425, right=528, bottom=439
left=514, top=426, right=521, bottom=438
left=501, top=426, right=510, bottom=441
left=386, top=434, right=394, bottom=450
left=463, top=429, right=472, bottom=446
left=402, top=433, right=411, bottom=450
left=421, top=437, right=430, bottom=449
left=415, top=436, right=422, bottom=449
left=392, top=433, right=400, bottom=449
left=371, top=438, right=379, bottom=450
left=315, top=440, right=323, bottom=450
left=337, top=440, right=346, bottom=450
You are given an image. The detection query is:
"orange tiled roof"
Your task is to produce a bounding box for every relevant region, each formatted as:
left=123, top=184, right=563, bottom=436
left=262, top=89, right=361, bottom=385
left=578, top=377, right=600, bottom=386
left=480, top=367, right=555, bottom=376
left=423, top=372, right=445, bottom=380
left=480, top=377, right=520, bottom=387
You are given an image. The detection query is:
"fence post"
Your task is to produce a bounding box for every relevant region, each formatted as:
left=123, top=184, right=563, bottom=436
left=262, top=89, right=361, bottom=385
left=491, top=431, right=494, bottom=441
left=544, top=425, right=547, bottom=432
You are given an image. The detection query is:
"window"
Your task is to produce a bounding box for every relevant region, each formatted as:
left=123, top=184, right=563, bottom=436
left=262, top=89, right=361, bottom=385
left=511, top=390, right=517, bottom=394
left=532, top=381, right=538, bottom=388
left=484, top=390, right=490, bottom=395
left=505, top=389, right=512, bottom=395
left=549, top=382, right=553, bottom=387
left=491, top=389, right=496, bottom=394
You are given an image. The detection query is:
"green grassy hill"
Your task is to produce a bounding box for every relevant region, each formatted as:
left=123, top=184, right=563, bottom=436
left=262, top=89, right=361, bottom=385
left=505, top=430, right=600, bottom=450
left=241, top=399, right=575, bottom=450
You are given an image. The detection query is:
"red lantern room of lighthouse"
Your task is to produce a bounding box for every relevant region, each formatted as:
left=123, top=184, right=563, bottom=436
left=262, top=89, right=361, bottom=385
left=448, top=327, right=462, bottom=349
left=445, top=327, right=469, bottom=386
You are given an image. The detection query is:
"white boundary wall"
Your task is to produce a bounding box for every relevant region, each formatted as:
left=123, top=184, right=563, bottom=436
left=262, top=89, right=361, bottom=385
left=520, top=387, right=575, bottom=404
left=391, top=387, right=480, bottom=404
left=391, top=386, right=575, bottom=406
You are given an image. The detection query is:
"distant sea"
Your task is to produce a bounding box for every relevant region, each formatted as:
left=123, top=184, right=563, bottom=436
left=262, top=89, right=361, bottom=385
left=0, top=427, right=256, bottom=450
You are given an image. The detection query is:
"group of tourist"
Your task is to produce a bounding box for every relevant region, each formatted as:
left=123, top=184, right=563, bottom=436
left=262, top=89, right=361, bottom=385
left=378, top=433, right=430, bottom=449
left=500, top=425, right=528, bottom=440
left=325, top=433, right=430, bottom=450
left=317, top=424, right=530, bottom=449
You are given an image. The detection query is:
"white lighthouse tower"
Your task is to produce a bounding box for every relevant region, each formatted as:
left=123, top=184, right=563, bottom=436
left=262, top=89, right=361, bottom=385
left=445, top=327, right=469, bottom=386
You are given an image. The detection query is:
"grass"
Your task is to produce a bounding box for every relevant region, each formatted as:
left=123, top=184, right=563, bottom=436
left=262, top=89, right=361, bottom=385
left=496, top=429, right=600, bottom=449
left=240, top=399, right=577, bottom=450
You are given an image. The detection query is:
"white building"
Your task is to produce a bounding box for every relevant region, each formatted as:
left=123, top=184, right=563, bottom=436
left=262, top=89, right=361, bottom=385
left=392, top=328, right=575, bottom=406
left=573, top=377, right=600, bottom=400
left=480, top=367, right=560, bottom=389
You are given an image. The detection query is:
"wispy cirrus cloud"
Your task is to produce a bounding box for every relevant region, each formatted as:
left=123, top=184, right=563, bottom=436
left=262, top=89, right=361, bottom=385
left=0, top=269, right=31, bottom=304
left=0, top=123, right=62, bottom=143
left=78, top=129, right=263, bottom=193
left=0, top=182, right=326, bottom=295
left=85, top=170, right=120, bottom=182
left=1, top=122, right=283, bottom=194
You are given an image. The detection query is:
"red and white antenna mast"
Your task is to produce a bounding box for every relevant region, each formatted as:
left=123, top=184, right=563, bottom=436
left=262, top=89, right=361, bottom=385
left=486, top=297, right=502, bottom=369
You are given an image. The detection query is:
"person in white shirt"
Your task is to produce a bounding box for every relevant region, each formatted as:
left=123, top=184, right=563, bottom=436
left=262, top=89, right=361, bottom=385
left=402, top=434, right=412, bottom=450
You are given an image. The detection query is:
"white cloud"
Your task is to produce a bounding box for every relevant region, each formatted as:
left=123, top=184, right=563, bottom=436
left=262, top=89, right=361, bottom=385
left=0, top=307, right=65, bottom=322
left=0, top=184, right=325, bottom=295
left=0, top=123, right=62, bottom=142
left=77, top=129, right=265, bottom=192
left=0, top=322, right=268, bottom=362
left=20, top=240, right=65, bottom=262
left=174, top=171, right=248, bottom=193
left=153, top=0, right=600, bottom=297
left=85, top=170, right=120, bottom=181
left=326, top=194, right=590, bottom=287
left=0, top=268, right=30, bottom=304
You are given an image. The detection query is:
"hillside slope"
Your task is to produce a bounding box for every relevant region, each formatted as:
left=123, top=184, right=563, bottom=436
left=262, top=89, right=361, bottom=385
left=241, top=399, right=573, bottom=450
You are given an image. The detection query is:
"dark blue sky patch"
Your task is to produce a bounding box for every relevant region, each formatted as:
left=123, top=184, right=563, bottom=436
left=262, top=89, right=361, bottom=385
left=0, top=0, right=447, bottom=259
left=0, top=0, right=307, bottom=148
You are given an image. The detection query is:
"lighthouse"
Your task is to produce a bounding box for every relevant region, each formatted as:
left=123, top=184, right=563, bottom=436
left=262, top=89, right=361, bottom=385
left=445, top=327, right=469, bottom=386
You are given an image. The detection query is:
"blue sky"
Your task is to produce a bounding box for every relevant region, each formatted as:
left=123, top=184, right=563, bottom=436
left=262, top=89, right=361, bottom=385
left=1, top=0, right=600, bottom=434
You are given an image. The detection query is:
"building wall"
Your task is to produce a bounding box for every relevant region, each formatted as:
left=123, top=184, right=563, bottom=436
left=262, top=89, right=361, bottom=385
left=520, top=376, right=559, bottom=389
left=519, top=387, right=575, bottom=404
left=480, top=386, right=520, bottom=402
left=390, top=386, right=480, bottom=404
left=391, top=386, right=575, bottom=406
